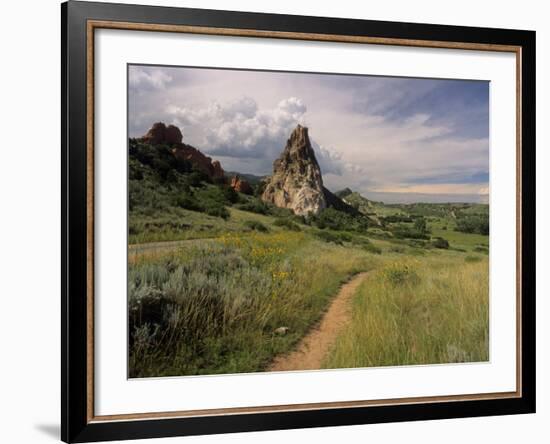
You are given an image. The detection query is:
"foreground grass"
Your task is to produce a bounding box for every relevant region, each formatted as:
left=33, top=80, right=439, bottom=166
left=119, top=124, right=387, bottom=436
left=128, top=205, right=490, bottom=377
left=323, top=254, right=489, bottom=369
left=129, top=231, right=377, bottom=377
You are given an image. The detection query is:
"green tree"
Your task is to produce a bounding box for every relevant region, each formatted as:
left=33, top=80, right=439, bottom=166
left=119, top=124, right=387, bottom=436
left=414, top=217, right=427, bottom=235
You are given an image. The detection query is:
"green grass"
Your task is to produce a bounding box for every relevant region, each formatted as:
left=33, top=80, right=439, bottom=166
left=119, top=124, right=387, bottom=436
left=129, top=231, right=378, bottom=377
left=323, top=255, right=489, bottom=368
left=370, top=203, right=407, bottom=217
left=430, top=226, right=489, bottom=251
left=129, top=215, right=490, bottom=376
left=128, top=207, right=301, bottom=244
left=129, top=219, right=490, bottom=376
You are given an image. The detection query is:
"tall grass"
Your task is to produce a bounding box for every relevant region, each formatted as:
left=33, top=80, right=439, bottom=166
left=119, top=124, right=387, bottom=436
left=323, top=256, right=489, bottom=368
left=129, top=232, right=376, bottom=377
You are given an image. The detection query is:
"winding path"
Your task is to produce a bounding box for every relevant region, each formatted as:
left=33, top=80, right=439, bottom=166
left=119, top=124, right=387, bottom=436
left=268, top=272, right=370, bottom=372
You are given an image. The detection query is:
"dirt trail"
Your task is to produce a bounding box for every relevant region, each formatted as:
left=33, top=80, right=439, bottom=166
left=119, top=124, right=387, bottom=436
left=268, top=272, right=370, bottom=372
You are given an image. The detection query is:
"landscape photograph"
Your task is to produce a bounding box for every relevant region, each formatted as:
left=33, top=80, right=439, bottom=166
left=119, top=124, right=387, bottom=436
left=127, top=64, right=490, bottom=378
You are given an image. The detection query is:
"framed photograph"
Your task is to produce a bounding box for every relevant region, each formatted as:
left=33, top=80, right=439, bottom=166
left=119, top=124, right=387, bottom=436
left=62, top=1, right=536, bottom=442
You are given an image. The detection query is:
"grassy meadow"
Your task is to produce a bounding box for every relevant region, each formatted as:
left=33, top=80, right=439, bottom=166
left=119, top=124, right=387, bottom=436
left=128, top=138, right=490, bottom=377
left=129, top=230, right=376, bottom=377
left=324, top=254, right=489, bottom=369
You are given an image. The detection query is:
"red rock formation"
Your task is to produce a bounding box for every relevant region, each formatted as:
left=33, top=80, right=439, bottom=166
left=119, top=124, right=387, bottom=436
left=142, top=122, right=182, bottom=145
left=165, top=124, right=183, bottom=144
left=230, top=175, right=253, bottom=195
left=142, top=122, right=225, bottom=180
left=142, top=122, right=167, bottom=145
left=211, top=160, right=225, bottom=180
left=172, top=144, right=225, bottom=180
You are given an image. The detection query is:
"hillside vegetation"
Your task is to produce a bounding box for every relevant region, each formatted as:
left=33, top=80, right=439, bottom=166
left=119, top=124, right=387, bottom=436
left=128, top=134, right=489, bottom=378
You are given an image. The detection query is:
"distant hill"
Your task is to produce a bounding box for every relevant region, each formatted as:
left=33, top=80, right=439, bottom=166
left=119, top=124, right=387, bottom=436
left=334, top=188, right=353, bottom=199
left=323, top=187, right=360, bottom=216
left=387, top=202, right=488, bottom=218
left=335, top=189, right=374, bottom=215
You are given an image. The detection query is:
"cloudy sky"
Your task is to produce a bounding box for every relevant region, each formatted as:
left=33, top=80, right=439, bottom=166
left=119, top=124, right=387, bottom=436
left=128, top=64, right=489, bottom=204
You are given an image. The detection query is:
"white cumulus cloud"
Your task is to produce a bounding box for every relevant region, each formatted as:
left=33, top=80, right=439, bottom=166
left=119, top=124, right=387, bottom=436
left=129, top=67, right=173, bottom=91
left=167, top=97, right=307, bottom=159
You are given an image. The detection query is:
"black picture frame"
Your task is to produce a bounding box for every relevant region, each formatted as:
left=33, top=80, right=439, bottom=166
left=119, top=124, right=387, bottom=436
left=62, top=1, right=536, bottom=442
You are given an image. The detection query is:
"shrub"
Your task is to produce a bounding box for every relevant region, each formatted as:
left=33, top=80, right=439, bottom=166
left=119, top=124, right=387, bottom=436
left=474, top=246, right=489, bottom=254
left=314, top=230, right=350, bottom=245
left=455, top=214, right=489, bottom=235
left=343, top=234, right=380, bottom=253
left=236, top=200, right=269, bottom=215
left=313, top=207, right=369, bottom=232
left=129, top=140, right=195, bottom=182
left=187, top=170, right=209, bottom=187
left=431, top=237, right=450, bottom=249
left=465, top=255, right=482, bottom=263
left=173, top=188, right=231, bottom=220
left=222, top=185, right=240, bottom=204
left=244, top=220, right=269, bottom=232
left=414, top=217, right=428, bottom=235
left=382, top=263, right=419, bottom=285
left=392, top=226, right=430, bottom=240
left=407, top=239, right=428, bottom=249
left=205, top=204, right=230, bottom=220
left=195, top=186, right=226, bottom=204
left=273, top=218, right=301, bottom=231
left=293, top=214, right=309, bottom=225
left=380, top=214, right=413, bottom=223
left=175, top=194, right=201, bottom=212
left=368, top=228, right=393, bottom=239
left=388, top=245, right=406, bottom=254
left=129, top=158, right=145, bottom=180
left=363, top=243, right=382, bottom=255
left=255, top=180, right=267, bottom=197
left=338, top=232, right=353, bottom=242
left=268, top=206, right=296, bottom=218
left=128, top=285, right=173, bottom=348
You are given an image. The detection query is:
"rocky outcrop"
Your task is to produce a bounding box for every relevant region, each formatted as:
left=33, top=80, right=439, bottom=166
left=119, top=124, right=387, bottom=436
left=142, top=122, right=183, bottom=145
left=261, top=125, right=326, bottom=216
left=230, top=175, right=253, bottom=195
left=165, top=124, right=183, bottom=145
left=172, top=144, right=225, bottom=180
left=211, top=161, right=224, bottom=180
left=141, top=122, right=224, bottom=180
